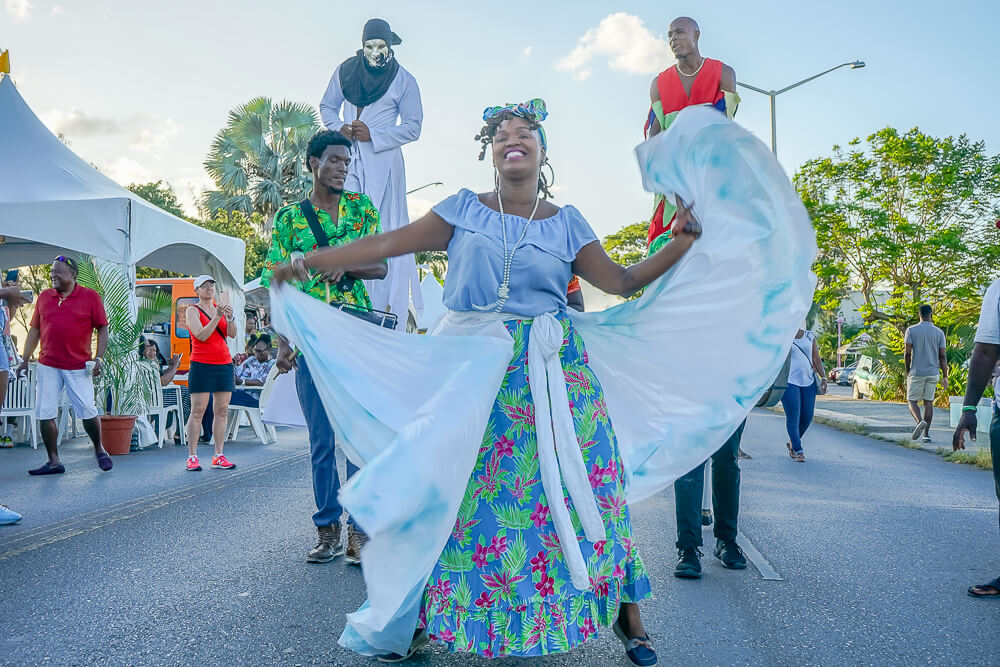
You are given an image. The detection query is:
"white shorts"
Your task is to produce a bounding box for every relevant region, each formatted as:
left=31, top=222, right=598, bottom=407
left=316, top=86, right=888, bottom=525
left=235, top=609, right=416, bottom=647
left=906, top=374, right=939, bottom=402
left=35, top=364, right=99, bottom=420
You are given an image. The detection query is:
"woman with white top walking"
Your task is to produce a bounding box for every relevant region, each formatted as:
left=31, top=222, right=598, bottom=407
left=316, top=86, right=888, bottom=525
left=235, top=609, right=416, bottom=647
left=781, top=328, right=827, bottom=462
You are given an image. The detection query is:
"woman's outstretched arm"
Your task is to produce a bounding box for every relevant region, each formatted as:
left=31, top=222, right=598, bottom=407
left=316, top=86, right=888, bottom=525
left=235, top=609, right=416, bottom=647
left=572, top=196, right=701, bottom=297
left=272, top=211, right=454, bottom=284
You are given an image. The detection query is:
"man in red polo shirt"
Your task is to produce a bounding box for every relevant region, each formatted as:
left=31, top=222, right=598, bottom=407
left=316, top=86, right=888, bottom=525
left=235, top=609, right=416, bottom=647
left=16, top=256, right=113, bottom=474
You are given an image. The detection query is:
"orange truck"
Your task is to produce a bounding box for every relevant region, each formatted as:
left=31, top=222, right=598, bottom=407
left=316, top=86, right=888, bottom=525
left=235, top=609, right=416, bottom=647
left=135, top=277, right=199, bottom=385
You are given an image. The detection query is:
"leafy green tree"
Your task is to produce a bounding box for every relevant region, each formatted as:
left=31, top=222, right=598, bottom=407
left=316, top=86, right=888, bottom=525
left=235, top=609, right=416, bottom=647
left=128, top=180, right=186, bottom=219
left=795, top=127, right=1000, bottom=333
left=601, top=221, right=649, bottom=301
left=199, top=210, right=269, bottom=282
left=602, top=221, right=648, bottom=267
left=202, top=98, right=319, bottom=222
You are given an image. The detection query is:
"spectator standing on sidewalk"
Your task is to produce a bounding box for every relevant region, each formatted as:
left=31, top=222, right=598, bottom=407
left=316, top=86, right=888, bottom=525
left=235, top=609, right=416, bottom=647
left=905, top=305, right=948, bottom=443
left=0, top=285, right=28, bottom=523
left=781, top=327, right=827, bottom=462
left=17, top=257, right=113, bottom=474
left=183, top=275, right=237, bottom=472
left=952, top=279, right=1000, bottom=598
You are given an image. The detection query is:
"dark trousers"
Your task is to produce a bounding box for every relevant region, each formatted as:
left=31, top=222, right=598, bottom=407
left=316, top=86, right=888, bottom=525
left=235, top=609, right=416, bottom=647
left=295, top=356, right=359, bottom=528
left=781, top=383, right=817, bottom=453
left=229, top=389, right=260, bottom=408
left=992, top=410, right=1000, bottom=532
left=675, top=420, right=745, bottom=549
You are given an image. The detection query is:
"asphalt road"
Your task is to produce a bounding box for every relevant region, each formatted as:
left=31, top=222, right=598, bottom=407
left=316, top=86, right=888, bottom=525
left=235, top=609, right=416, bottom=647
left=1, top=410, right=997, bottom=666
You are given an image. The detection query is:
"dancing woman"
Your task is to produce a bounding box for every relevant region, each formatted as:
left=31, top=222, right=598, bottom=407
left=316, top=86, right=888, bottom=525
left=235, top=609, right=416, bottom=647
left=273, top=100, right=702, bottom=664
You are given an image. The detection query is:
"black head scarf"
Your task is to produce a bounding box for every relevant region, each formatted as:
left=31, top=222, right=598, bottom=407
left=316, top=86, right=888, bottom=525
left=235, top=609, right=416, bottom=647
left=339, top=19, right=402, bottom=109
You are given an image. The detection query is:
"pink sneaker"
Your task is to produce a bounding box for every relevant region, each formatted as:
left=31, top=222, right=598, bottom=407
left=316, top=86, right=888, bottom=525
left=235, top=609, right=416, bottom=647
left=186, top=455, right=202, bottom=471
left=212, top=454, right=236, bottom=469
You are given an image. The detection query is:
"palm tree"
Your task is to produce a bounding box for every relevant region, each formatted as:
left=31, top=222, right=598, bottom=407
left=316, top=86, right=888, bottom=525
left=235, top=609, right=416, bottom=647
left=202, top=98, right=319, bottom=225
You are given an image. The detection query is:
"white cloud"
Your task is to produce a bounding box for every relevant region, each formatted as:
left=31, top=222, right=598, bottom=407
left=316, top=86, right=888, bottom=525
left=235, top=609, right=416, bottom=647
left=557, top=12, right=673, bottom=78
left=5, top=0, right=32, bottom=19
left=105, top=156, right=151, bottom=186
left=522, top=46, right=533, bottom=58
left=41, top=108, right=123, bottom=137
left=50, top=5, right=62, bottom=15
left=129, top=118, right=180, bottom=156
left=406, top=195, right=436, bottom=221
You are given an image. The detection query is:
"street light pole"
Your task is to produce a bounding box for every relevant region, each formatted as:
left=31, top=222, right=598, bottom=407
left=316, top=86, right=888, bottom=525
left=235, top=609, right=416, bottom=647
left=738, top=60, right=865, bottom=156
left=406, top=181, right=443, bottom=195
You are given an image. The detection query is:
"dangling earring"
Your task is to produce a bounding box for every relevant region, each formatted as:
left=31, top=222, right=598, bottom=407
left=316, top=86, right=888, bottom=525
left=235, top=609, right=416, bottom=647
left=494, top=167, right=501, bottom=193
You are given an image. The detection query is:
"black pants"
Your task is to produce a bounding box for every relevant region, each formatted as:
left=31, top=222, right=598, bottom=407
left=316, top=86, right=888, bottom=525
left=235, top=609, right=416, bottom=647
left=674, top=420, right=745, bottom=549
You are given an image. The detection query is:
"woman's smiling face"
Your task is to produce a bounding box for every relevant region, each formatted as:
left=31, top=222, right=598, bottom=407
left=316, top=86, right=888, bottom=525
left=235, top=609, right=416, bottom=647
left=492, top=117, right=543, bottom=180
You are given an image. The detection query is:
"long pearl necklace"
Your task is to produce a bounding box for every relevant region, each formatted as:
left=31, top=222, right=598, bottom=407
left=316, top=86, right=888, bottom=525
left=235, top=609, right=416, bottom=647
left=473, top=189, right=540, bottom=312
left=677, top=57, right=705, bottom=77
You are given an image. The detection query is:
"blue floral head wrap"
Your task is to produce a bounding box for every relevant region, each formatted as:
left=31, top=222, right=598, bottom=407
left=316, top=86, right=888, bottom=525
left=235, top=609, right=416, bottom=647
left=482, top=99, right=548, bottom=153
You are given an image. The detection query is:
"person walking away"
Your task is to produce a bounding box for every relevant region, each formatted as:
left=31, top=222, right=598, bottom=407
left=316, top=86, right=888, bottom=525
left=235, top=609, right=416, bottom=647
left=16, top=257, right=113, bottom=474
left=320, top=17, right=423, bottom=322
left=952, top=278, right=1000, bottom=598
left=231, top=334, right=275, bottom=409
left=259, top=129, right=387, bottom=565
left=781, top=327, right=826, bottom=462
left=183, top=275, right=237, bottom=471
left=905, top=304, right=948, bottom=442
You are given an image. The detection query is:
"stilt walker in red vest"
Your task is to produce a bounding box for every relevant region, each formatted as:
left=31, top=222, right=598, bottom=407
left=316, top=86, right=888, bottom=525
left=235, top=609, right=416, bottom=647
left=643, top=17, right=752, bottom=580
left=644, top=17, right=738, bottom=255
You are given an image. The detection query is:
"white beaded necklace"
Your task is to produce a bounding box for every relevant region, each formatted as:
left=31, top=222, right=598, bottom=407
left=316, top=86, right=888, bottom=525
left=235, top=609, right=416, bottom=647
left=677, top=57, right=705, bottom=77
left=473, top=189, right=540, bottom=312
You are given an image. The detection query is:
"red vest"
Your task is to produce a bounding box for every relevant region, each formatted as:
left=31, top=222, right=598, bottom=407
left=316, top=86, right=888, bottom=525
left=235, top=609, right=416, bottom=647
left=647, top=59, right=725, bottom=247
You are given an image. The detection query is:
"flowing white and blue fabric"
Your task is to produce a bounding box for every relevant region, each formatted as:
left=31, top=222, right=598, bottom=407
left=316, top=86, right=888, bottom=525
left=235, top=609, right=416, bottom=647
left=268, top=105, right=816, bottom=657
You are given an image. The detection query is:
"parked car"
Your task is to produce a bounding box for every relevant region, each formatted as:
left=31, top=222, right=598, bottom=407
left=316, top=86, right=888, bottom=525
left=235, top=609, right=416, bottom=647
left=837, top=363, right=857, bottom=386
left=852, top=355, right=882, bottom=399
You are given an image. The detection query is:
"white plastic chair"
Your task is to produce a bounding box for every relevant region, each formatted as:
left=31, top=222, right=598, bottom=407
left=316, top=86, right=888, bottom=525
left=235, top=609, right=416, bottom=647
left=3, top=366, right=37, bottom=448
left=226, top=365, right=279, bottom=445
left=140, top=364, right=184, bottom=448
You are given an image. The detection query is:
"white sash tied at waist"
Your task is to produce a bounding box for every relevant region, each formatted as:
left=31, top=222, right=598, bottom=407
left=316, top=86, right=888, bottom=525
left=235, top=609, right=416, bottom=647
left=434, top=310, right=606, bottom=590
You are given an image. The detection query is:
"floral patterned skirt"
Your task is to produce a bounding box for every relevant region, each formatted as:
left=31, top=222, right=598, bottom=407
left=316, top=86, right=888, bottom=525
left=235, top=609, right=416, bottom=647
left=418, top=314, right=651, bottom=658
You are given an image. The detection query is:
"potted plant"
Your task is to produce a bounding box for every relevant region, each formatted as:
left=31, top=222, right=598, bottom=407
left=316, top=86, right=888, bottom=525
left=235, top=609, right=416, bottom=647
left=77, top=257, right=171, bottom=454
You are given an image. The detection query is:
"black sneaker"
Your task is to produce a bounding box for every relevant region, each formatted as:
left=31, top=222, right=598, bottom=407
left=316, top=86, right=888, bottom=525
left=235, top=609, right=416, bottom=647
left=714, top=539, right=747, bottom=570
left=674, top=547, right=703, bottom=579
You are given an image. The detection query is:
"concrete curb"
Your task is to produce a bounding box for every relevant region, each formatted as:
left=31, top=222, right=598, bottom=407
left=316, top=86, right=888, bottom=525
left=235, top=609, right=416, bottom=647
left=765, top=405, right=940, bottom=455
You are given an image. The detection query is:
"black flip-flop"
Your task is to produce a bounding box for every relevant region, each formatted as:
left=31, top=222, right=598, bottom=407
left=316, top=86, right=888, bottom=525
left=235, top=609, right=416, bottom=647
left=968, top=576, right=1000, bottom=598
left=28, top=462, right=66, bottom=476
left=96, top=452, right=114, bottom=472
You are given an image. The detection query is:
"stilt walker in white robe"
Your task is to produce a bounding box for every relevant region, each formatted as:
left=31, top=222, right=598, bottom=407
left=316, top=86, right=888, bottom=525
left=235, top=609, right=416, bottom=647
left=320, top=18, right=423, bottom=322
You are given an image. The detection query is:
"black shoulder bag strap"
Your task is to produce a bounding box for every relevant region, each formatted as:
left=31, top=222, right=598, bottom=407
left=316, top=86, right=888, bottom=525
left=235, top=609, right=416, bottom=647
left=299, top=199, right=330, bottom=248
left=298, top=199, right=357, bottom=293
left=194, top=305, right=227, bottom=342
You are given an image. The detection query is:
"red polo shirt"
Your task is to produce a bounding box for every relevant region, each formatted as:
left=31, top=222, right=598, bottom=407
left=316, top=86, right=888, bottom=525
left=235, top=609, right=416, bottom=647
left=30, top=285, right=108, bottom=370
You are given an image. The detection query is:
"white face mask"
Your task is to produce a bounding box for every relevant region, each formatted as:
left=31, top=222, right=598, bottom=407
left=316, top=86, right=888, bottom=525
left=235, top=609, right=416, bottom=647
left=363, top=39, right=391, bottom=68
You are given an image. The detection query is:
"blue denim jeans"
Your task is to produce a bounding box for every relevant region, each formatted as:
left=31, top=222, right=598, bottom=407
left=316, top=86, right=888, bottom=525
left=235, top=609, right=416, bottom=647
left=781, top=382, right=817, bottom=454
left=295, top=356, right=359, bottom=528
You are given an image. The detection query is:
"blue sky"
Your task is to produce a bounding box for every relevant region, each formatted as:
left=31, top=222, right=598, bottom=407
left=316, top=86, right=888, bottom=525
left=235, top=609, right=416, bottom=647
left=2, top=0, right=997, bottom=239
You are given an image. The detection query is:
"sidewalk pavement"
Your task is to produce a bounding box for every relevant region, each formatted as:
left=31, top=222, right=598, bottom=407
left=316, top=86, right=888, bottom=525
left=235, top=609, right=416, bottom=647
left=769, top=385, right=961, bottom=455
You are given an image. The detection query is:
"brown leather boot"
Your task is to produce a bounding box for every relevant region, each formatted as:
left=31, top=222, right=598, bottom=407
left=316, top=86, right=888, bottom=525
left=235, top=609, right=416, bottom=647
left=344, top=524, right=368, bottom=565
left=306, top=524, right=343, bottom=563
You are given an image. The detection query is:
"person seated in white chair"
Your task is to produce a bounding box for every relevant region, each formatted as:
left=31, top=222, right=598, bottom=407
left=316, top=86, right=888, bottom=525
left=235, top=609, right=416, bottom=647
left=231, top=335, right=275, bottom=409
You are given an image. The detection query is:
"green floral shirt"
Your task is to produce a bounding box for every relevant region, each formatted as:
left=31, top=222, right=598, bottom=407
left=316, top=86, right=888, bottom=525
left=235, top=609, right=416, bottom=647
left=260, top=192, right=383, bottom=309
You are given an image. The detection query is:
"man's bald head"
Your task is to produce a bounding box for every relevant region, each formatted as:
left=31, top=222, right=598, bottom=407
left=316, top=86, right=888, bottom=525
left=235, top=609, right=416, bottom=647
left=667, top=17, right=701, bottom=59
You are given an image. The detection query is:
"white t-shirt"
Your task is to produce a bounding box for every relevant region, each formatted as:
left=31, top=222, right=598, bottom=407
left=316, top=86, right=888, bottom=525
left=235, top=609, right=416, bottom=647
left=975, top=278, right=1000, bottom=346
left=789, top=331, right=817, bottom=387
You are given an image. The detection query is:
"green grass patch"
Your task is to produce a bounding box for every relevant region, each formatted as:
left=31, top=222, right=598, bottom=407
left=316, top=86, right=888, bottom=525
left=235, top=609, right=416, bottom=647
left=938, top=446, right=994, bottom=470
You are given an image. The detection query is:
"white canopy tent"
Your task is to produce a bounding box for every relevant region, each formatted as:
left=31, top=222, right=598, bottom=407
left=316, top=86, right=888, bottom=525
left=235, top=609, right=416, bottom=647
left=0, top=74, right=246, bottom=347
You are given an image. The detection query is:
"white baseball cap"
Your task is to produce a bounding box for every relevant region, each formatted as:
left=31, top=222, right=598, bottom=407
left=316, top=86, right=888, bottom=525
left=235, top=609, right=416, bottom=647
left=193, top=275, right=216, bottom=289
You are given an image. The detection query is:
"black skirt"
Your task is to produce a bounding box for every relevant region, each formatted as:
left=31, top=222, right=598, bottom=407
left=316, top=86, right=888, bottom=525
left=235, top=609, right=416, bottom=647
left=188, top=361, right=235, bottom=394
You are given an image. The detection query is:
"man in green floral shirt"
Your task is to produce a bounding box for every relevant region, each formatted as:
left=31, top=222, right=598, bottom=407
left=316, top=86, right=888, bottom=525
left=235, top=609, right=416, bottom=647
left=260, top=129, right=387, bottom=566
